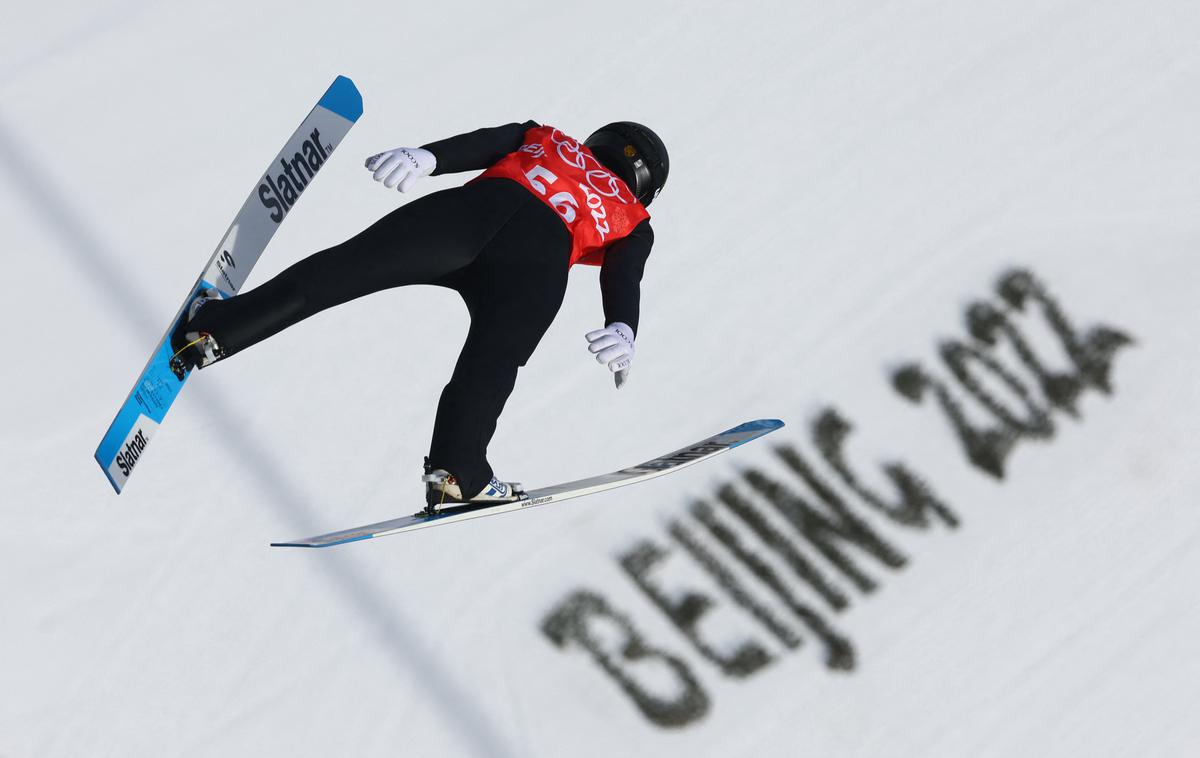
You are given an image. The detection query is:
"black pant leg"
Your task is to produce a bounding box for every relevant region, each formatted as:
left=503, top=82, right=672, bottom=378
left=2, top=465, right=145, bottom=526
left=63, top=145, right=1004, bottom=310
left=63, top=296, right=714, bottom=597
left=187, top=180, right=530, bottom=358
left=427, top=194, right=571, bottom=495
left=427, top=332, right=520, bottom=495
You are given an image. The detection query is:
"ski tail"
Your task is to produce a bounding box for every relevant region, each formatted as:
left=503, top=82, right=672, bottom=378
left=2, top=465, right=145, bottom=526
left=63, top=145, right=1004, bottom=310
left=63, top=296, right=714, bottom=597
left=95, top=76, right=363, bottom=493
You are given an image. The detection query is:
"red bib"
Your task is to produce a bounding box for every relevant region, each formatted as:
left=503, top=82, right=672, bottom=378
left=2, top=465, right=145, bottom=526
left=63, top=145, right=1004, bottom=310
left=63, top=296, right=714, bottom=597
left=473, top=125, right=650, bottom=267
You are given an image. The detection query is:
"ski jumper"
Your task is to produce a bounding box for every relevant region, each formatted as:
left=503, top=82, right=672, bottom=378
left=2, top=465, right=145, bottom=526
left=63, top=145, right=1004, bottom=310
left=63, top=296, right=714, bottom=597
left=183, top=121, right=655, bottom=496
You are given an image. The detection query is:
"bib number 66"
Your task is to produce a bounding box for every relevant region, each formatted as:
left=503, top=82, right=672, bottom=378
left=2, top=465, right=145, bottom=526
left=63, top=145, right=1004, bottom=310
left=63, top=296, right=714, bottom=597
left=525, top=165, right=579, bottom=223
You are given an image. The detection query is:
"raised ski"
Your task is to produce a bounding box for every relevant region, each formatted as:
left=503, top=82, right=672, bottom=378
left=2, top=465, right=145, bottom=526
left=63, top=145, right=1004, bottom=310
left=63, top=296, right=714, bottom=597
left=94, top=76, right=363, bottom=493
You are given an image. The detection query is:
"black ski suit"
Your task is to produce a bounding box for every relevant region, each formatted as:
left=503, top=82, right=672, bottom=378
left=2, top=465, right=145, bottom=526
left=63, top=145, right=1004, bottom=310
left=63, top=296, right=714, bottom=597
left=184, top=121, right=654, bottom=496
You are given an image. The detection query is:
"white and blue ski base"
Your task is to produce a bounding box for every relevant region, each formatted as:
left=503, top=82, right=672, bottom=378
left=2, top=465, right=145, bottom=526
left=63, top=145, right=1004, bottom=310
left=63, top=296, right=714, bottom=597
left=95, top=76, right=363, bottom=493
left=271, top=419, right=784, bottom=548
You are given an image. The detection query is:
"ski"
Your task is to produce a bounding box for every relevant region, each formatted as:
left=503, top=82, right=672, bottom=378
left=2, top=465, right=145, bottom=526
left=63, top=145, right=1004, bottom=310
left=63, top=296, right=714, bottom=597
left=271, top=419, right=784, bottom=548
left=95, top=75, right=363, bottom=493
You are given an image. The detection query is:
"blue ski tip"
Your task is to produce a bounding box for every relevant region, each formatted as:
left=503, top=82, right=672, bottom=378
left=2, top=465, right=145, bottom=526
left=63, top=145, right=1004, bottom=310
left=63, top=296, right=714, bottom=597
left=320, top=75, right=363, bottom=122
left=726, top=418, right=784, bottom=434
left=725, top=418, right=785, bottom=447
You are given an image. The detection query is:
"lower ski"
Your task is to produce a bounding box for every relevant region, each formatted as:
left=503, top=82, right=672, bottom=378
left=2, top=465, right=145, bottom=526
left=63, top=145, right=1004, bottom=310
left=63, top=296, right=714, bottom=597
left=271, top=419, right=784, bottom=548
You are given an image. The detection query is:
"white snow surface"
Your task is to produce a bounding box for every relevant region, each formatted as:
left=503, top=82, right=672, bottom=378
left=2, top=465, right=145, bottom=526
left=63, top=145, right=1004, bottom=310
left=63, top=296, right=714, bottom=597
left=2, top=1, right=1199, bottom=756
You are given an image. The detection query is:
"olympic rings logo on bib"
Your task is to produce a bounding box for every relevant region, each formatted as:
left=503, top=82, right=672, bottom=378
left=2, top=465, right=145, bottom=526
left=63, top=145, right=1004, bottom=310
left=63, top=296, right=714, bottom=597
left=550, top=129, right=637, bottom=204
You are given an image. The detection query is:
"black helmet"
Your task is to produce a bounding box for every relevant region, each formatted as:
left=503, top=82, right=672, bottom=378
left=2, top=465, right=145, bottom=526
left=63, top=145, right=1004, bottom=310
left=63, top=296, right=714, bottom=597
left=584, top=122, right=669, bottom=206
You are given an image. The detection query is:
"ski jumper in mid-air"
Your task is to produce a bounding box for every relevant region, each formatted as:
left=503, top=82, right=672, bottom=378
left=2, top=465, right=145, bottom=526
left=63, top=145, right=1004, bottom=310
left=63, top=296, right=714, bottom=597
left=170, top=120, right=669, bottom=509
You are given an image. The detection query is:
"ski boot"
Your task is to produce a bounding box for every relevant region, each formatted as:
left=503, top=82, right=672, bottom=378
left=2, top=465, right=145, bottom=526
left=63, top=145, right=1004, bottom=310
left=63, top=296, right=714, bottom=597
left=169, top=287, right=226, bottom=379
left=420, top=457, right=524, bottom=516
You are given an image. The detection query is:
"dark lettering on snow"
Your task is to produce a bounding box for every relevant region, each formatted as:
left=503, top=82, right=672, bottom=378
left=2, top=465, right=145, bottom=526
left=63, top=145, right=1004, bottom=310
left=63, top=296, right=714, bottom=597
left=540, top=266, right=1134, bottom=728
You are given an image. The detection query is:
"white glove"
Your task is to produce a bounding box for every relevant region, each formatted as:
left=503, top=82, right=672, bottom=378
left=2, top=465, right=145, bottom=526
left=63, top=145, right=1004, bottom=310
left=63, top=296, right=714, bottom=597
left=586, top=322, right=635, bottom=389
left=364, top=147, right=436, bottom=192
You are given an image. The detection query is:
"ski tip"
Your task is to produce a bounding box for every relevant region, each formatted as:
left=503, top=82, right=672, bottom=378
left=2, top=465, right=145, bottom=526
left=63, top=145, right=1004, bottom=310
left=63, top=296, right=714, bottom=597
left=321, top=75, right=363, bottom=123
left=723, top=418, right=785, bottom=448
left=727, top=418, right=785, bottom=434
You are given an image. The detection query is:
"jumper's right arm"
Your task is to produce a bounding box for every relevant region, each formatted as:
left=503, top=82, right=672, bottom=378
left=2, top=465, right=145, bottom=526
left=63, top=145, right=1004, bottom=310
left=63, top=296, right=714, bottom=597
left=587, top=219, right=654, bottom=389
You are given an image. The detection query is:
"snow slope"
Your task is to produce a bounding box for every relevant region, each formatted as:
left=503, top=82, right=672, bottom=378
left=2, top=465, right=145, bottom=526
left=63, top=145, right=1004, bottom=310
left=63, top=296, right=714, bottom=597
left=2, top=0, right=1198, bottom=755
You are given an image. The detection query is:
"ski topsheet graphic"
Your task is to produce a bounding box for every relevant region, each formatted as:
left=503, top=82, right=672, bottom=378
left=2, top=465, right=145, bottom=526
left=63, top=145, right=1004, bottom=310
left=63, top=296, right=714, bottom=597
left=272, top=419, right=785, bottom=548
left=95, top=76, right=363, bottom=493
